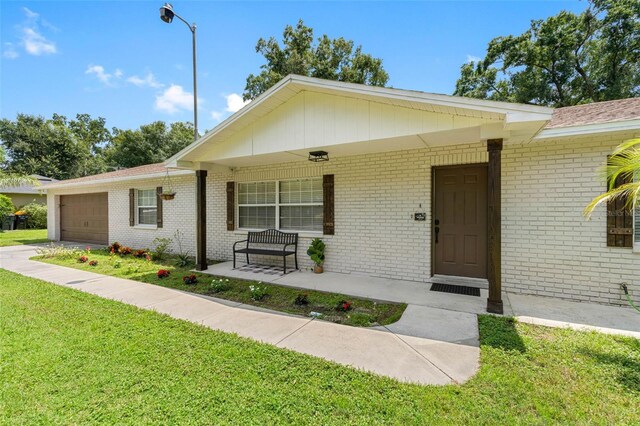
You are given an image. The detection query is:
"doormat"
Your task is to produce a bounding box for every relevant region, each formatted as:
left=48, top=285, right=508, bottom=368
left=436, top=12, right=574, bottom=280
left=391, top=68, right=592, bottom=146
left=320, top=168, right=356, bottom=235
left=430, top=283, right=481, bottom=297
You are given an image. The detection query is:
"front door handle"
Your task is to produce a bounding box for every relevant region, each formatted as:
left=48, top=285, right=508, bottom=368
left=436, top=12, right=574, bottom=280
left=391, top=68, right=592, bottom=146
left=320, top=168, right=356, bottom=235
left=434, top=226, right=440, bottom=243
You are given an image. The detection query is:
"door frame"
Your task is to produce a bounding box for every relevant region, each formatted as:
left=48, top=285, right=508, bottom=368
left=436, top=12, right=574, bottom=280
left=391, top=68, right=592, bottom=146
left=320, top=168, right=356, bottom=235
left=430, top=162, right=488, bottom=278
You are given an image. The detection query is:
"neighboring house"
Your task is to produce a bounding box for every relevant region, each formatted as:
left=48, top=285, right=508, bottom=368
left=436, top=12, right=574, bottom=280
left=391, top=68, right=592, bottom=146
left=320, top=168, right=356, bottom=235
left=44, top=75, right=640, bottom=311
left=1, top=175, right=58, bottom=208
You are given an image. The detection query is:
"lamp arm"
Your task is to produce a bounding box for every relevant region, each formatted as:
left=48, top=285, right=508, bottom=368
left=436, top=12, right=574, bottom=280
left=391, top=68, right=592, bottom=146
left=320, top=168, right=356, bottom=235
left=172, top=12, right=195, bottom=33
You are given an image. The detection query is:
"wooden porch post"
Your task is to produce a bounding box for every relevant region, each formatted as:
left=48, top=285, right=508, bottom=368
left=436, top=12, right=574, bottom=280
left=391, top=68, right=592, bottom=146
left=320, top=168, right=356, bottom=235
left=195, top=170, right=207, bottom=271
left=487, top=139, right=503, bottom=314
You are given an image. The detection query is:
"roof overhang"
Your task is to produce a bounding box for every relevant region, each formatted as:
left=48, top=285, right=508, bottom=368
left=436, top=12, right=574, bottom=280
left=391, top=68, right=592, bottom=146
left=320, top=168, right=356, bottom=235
left=44, top=169, right=193, bottom=191
left=167, top=74, right=554, bottom=169
left=536, top=118, right=640, bottom=140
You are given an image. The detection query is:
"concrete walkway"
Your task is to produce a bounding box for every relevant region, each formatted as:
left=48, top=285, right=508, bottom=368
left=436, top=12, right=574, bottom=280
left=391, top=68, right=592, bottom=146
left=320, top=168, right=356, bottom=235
left=205, top=261, right=640, bottom=339
left=0, top=245, right=480, bottom=386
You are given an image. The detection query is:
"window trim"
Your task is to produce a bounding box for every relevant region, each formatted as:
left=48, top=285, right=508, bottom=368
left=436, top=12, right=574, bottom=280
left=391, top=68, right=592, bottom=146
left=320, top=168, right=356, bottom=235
left=236, top=178, right=323, bottom=233
left=135, top=188, right=158, bottom=227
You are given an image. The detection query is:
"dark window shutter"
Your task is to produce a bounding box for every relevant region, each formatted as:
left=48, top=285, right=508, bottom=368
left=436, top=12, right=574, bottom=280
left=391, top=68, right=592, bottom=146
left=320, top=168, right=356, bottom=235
left=156, top=186, right=163, bottom=228
left=129, top=188, right=135, bottom=226
left=226, top=182, right=235, bottom=231
left=323, top=174, right=335, bottom=235
left=607, top=174, right=633, bottom=248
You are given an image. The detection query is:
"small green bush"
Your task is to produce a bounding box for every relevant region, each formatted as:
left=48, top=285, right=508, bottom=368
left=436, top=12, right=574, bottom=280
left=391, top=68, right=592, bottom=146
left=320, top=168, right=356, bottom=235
left=0, top=194, right=15, bottom=219
left=210, top=278, right=230, bottom=294
left=21, top=202, right=47, bottom=229
left=151, top=237, right=172, bottom=260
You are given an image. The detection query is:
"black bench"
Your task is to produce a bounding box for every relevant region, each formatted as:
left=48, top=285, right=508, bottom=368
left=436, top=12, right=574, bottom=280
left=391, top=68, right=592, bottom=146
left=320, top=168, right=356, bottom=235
left=233, top=229, right=299, bottom=274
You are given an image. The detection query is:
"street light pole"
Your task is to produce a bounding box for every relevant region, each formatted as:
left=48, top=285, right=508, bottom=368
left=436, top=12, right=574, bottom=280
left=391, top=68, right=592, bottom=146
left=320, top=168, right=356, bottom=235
left=159, top=3, right=198, bottom=141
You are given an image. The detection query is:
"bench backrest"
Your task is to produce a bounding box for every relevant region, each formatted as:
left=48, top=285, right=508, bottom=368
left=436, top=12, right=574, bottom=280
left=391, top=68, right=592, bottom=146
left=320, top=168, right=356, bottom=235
left=247, top=229, right=298, bottom=245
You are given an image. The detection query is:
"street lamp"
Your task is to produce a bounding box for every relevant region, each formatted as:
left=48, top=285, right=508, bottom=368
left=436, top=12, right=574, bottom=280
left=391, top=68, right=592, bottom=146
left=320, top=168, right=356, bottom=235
left=159, top=3, right=198, bottom=141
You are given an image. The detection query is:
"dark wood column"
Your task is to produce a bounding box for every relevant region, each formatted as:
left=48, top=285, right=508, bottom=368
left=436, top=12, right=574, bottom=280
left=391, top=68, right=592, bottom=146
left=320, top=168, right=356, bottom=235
left=487, top=139, right=503, bottom=314
left=195, top=170, right=207, bottom=271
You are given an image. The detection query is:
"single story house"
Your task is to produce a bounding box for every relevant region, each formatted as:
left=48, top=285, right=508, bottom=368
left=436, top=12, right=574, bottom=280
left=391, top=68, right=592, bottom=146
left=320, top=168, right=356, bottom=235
left=44, top=75, right=640, bottom=313
left=1, top=175, right=57, bottom=208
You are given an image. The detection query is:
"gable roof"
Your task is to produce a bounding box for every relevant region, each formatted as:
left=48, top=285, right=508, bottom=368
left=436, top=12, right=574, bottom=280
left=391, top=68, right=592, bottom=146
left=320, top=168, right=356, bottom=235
left=168, top=74, right=554, bottom=166
left=546, top=98, right=640, bottom=129
left=44, top=163, right=192, bottom=190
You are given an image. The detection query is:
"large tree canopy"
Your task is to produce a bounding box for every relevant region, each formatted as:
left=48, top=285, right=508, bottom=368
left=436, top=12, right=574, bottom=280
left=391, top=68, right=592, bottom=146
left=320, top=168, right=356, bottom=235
left=243, top=19, right=389, bottom=101
left=104, top=121, right=194, bottom=169
left=454, top=0, right=640, bottom=106
left=0, top=114, right=195, bottom=180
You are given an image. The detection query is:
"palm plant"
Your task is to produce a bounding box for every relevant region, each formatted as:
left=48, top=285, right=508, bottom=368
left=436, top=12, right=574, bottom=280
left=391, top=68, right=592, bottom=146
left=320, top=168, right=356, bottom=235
left=584, top=138, right=640, bottom=217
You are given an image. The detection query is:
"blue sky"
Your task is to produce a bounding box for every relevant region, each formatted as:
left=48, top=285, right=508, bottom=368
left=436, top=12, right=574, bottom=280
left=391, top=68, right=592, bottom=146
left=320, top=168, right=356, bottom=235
left=1, top=0, right=587, bottom=131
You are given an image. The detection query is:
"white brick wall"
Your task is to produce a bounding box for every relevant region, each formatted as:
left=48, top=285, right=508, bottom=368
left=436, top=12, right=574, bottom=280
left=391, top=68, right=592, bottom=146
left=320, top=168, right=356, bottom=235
left=47, top=176, right=196, bottom=254
left=46, top=134, right=640, bottom=307
left=502, top=132, right=640, bottom=306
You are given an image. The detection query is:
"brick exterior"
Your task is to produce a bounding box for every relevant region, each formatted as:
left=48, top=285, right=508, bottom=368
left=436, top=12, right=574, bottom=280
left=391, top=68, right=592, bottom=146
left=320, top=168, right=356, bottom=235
left=47, top=133, right=640, bottom=307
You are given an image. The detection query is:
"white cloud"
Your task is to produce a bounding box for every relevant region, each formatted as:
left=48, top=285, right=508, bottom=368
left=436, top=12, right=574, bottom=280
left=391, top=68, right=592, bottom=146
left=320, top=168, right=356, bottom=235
left=15, top=8, right=57, bottom=56
left=3, top=42, right=19, bottom=59
left=466, top=54, right=481, bottom=64
left=211, top=111, right=223, bottom=122
left=155, top=84, right=195, bottom=114
left=127, top=72, right=163, bottom=89
left=85, top=65, right=123, bottom=85
left=225, top=93, right=249, bottom=113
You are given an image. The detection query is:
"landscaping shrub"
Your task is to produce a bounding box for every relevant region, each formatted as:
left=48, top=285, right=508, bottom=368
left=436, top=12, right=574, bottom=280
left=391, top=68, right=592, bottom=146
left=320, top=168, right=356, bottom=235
left=119, top=246, right=132, bottom=256
left=336, top=300, right=352, bottom=312
left=294, top=293, right=309, bottom=306
left=210, top=278, right=230, bottom=293
left=78, top=256, right=88, bottom=263
left=21, top=202, right=47, bottom=229
left=0, top=194, right=15, bottom=220
left=108, top=242, right=121, bottom=254
left=88, top=260, right=98, bottom=266
left=249, top=283, right=268, bottom=301
left=133, top=249, right=148, bottom=258
left=182, top=274, right=197, bottom=285
left=35, top=243, right=79, bottom=259
left=157, top=269, right=170, bottom=279
left=151, top=237, right=172, bottom=260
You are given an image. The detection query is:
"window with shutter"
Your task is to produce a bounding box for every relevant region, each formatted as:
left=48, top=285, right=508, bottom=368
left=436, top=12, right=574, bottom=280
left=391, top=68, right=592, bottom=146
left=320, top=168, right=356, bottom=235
left=606, top=174, right=633, bottom=248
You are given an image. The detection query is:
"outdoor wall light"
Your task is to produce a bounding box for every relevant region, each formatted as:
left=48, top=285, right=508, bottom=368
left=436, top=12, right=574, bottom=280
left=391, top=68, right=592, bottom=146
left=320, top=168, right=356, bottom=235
left=308, top=151, right=330, bottom=162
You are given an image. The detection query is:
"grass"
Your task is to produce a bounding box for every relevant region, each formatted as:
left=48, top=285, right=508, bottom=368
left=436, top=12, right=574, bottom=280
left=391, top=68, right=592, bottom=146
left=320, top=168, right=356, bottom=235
left=1, top=268, right=638, bottom=424
left=34, top=246, right=406, bottom=327
left=0, top=228, right=48, bottom=246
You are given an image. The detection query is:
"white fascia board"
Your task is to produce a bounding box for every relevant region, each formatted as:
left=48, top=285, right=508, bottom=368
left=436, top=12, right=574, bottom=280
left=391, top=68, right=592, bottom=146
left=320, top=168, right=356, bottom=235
left=43, top=169, right=194, bottom=191
left=535, top=119, right=640, bottom=140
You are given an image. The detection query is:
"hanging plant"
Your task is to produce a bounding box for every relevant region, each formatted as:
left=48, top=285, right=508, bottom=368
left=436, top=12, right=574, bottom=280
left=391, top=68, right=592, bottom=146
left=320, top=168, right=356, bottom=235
left=159, top=169, right=177, bottom=200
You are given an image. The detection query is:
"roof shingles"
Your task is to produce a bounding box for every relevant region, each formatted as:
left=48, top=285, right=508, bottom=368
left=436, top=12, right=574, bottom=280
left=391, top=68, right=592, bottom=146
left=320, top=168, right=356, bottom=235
left=545, top=98, right=640, bottom=129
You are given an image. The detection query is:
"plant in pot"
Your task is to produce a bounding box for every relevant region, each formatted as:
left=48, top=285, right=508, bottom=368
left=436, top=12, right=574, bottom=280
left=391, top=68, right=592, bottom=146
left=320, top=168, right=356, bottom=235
left=159, top=189, right=176, bottom=201
left=307, top=238, right=325, bottom=273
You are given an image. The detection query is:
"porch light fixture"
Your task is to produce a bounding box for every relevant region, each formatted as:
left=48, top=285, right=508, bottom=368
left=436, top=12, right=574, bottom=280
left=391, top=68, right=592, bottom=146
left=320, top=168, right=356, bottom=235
left=308, top=150, right=329, bottom=162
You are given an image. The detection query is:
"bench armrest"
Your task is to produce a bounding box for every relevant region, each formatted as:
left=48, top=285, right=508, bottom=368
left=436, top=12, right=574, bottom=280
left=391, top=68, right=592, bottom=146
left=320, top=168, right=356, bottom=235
left=283, top=242, right=297, bottom=252
left=233, top=239, right=248, bottom=251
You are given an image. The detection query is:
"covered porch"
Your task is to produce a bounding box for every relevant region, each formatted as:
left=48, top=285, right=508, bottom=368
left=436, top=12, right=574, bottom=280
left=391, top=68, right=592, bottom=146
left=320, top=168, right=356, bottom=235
left=168, top=75, right=554, bottom=314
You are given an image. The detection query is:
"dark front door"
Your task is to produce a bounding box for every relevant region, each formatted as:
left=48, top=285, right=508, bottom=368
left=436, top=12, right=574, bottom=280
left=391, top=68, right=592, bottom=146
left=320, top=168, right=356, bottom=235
left=433, top=165, right=487, bottom=278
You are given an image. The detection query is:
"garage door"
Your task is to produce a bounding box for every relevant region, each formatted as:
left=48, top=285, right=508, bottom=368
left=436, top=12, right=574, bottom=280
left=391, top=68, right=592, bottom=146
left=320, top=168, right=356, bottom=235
left=60, top=193, right=108, bottom=245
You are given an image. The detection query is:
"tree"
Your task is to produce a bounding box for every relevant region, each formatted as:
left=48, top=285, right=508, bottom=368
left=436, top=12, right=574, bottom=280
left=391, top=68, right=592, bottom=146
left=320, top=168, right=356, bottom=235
left=105, top=121, right=194, bottom=169
left=584, top=138, right=640, bottom=216
left=454, top=0, right=640, bottom=106
left=0, top=114, right=86, bottom=180
left=0, top=113, right=112, bottom=180
left=243, top=19, right=389, bottom=101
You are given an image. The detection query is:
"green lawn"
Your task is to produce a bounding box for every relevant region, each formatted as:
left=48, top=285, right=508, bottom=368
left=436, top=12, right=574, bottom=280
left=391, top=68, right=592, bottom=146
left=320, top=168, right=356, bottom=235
left=1, top=269, right=638, bottom=424
left=35, top=247, right=406, bottom=327
left=0, top=229, right=48, bottom=246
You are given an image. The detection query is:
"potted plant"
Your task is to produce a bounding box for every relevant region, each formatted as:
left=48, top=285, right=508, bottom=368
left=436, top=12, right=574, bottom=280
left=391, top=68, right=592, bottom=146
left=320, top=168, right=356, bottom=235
left=307, top=238, right=325, bottom=274
left=159, top=189, right=176, bottom=201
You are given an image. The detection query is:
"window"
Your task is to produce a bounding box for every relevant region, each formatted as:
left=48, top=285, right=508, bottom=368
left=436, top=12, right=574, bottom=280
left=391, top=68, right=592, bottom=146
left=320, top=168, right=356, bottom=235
left=238, top=178, right=323, bottom=232
left=137, top=189, right=157, bottom=225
